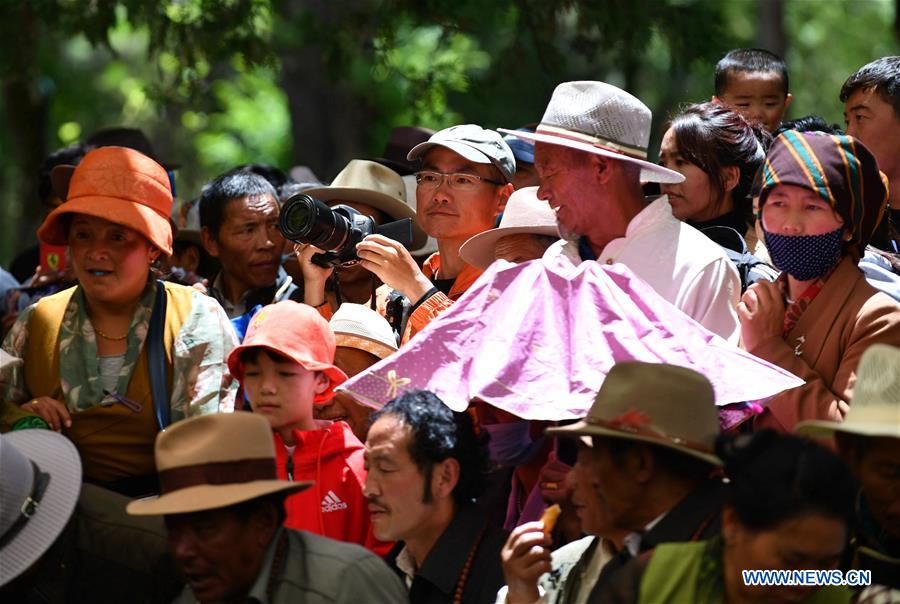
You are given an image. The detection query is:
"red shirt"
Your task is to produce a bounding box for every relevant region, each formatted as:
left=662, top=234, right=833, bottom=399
left=274, top=421, right=392, bottom=556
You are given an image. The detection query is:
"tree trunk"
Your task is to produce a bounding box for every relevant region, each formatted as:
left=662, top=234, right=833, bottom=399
left=275, top=0, right=379, bottom=182
left=756, top=0, right=787, bottom=59
left=0, top=3, right=49, bottom=261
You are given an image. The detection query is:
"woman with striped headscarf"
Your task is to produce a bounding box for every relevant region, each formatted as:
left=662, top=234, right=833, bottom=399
left=738, top=130, right=900, bottom=432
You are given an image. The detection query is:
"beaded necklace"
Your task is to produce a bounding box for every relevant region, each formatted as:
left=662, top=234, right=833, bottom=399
left=452, top=526, right=486, bottom=604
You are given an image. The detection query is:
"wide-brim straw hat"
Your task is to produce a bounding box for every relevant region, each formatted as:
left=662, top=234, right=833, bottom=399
left=38, top=146, right=174, bottom=255
left=548, top=361, right=722, bottom=466
left=302, top=159, right=427, bottom=250
left=0, top=431, right=82, bottom=586
left=460, top=186, right=559, bottom=269
left=127, top=413, right=310, bottom=516
left=330, top=303, right=398, bottom=360
left=499, top=81, right=684, bottom=184
left=796, top=344, right=900, bottom=440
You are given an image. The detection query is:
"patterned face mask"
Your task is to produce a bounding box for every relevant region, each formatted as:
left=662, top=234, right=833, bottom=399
left=763, top=226, right=844, bottom=282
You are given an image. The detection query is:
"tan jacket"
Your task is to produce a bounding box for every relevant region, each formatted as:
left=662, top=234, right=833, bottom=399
left=751, top=256, right=900, bottom=432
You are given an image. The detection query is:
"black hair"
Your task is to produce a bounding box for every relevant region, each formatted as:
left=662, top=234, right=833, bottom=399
left=715, top=48, right=790, bottom=96
left=775, top=115, right=844, bottom=136
left=371, top=390, right=491, bottom=505
left=716, top=430, right=856, bottom=532
left=239, top=347, right=293, bottom=366
left=38, top=143, right=87, bottom=205
left=840, top=56, right=900, bottom=118
left=667, top=102, right=770, bottom=225
left=198, top=170, right=278, bottom=238
left=604, top=438, right=715, bottom=485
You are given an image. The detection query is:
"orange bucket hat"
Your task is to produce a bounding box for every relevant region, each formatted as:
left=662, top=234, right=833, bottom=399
left=227, top=301, right=349, bottom=404
left=37, top=146, right=174, bottom=255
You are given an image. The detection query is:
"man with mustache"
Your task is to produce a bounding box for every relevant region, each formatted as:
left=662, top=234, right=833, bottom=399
left=364, top=390, right=508, bottom=603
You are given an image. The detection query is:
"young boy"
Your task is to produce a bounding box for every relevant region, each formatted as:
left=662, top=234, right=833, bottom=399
left=713, top=48, right=793, bottom=132
left=227, top=300, right=391, bottom=555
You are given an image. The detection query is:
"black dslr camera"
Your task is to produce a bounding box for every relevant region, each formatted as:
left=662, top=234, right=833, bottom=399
left=279, top=194, right=413, bottom=269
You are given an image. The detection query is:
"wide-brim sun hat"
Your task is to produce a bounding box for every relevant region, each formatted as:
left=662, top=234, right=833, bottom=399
left=127, top=412, right=310, bottom=516
left=499, top=81, right=684, bottom=184
left=0, top=431, right=82, bottom=586
left=302, top=159, right=427, bottom=250
left=38, top=146, right=174, bottom=255
left=227, top=301, right=348, bottom=404
left=330, top=303, right=399, bottom=360
left=460, top=186, right=559, bottom=269
left=796, top=344, right=900, bottom=440
left=547, top=361, right=722, bottom=466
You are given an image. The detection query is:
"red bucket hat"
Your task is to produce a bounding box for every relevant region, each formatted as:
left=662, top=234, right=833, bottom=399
left=37, top=146, right=174, bottom=255
left=227, top=301, right=348, bottom=404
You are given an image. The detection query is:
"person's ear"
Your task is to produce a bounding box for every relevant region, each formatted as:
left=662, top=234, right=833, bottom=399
left=593, top=155, right=614, bottom=185
left=722, top=166, right=740, bottom=194
left=432, top=457, right=460, bottom=500
left=250, top=501, right=281, bottom=547
left=784, top=93, right=794, bottom=112
left=313, top=372, right=330, bottom=396
left=496, top=183, right=514, bottom=215
left=201, top=226, right=220, bottom=258
left=632, top=444, right=656, bottom=484
left=721, top=504, right=738, bottom=547
left=711, top=95, right=723, bottom=105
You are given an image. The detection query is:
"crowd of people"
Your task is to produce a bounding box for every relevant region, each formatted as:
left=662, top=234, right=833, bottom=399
left=1, top=48, right=899, bottom=604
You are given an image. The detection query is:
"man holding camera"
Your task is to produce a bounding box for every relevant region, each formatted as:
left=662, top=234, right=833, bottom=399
left=298, top=125, right=515, bottom=344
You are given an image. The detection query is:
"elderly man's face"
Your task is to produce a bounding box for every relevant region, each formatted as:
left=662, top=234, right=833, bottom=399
left=165, top=505, right=277, bottom=604
left=534, top=143, right=602, bottom=238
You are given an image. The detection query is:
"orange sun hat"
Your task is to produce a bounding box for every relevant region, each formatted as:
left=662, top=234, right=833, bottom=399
left=37, top=146, right=174, bottom=255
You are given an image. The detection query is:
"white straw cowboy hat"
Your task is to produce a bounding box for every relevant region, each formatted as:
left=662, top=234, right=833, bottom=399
left=797, top=344, right=900, bottom=440
left=499, top=81, right=684, bottom=184
left=548, top=361, right=722, bottom=466
left=0, top=431, right=82, bottom=586
left=459, top=186, right=560, bottom=269
left=302, top=159, right=427, bottom=250
left=330, top=303, right=399, bottom=360
left=127, top=412, right=310, bottom=516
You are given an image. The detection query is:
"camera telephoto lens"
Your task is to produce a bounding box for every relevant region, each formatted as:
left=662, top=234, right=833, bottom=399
left=278, top=194, right=350, bottom=251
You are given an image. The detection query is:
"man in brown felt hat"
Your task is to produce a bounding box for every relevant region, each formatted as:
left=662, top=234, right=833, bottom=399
left=503, top=361, right=726, bottom=602
left=128, top=412, right=407, bottom=604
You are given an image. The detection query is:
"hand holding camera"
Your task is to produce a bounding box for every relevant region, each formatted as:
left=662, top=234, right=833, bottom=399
left=356, top=235, right=433, bottom=301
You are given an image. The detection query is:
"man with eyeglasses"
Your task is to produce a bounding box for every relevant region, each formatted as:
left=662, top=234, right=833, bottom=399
left=355, top=124, right=515, bottom=343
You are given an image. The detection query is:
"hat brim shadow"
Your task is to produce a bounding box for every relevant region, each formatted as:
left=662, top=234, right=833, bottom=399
left=498, top=128, right=684, bottom=184
left=546, top=420, right=722, bottom=467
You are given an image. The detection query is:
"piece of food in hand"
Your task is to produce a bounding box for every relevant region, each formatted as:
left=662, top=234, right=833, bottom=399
left=540, top=503, right=561, bottom=535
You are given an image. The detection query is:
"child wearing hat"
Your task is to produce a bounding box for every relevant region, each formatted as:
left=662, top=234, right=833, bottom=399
left=227, top=301, right=390, bottom=555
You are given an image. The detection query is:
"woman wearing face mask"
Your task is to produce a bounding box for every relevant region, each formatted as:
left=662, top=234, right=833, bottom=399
left=594, top=430, right=857, bottom=604
left=738, top=131, right=900, bottom=432
left=659, top=102, right=769, bottom=239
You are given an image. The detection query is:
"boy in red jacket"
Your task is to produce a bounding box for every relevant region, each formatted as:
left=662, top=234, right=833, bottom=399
left=227, top=300, right=391, bottom=556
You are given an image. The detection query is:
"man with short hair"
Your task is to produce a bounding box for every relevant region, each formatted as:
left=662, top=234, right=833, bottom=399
left=546, top=361, right=726, bottom=601
left=199, top=170, right=302, bottom=329
left=797, top=344, right=900, bottom=591
left=364, top=390, right=508, bottom=603
left=501, top=82, right=741, bottom=342
left=841, top=56, right=900, bottom=251
left=127, top=412, right=407, bottom=604
left=353, top=125, right=515, bottom=342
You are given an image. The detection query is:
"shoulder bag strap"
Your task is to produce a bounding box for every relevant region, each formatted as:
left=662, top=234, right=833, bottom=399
left=148, top=280, right=169, bottom=430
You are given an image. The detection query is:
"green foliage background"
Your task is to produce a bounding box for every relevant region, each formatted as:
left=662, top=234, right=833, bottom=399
left=0, top=0, right=897, bottom=266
